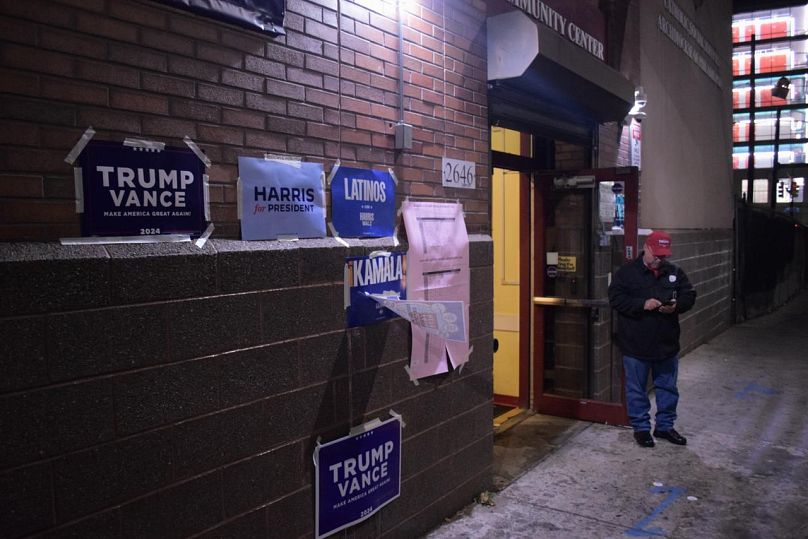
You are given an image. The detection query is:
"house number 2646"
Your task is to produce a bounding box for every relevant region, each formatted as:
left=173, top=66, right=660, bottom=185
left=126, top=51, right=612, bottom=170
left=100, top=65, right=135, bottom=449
left=441, top=157, right=476, bottom=189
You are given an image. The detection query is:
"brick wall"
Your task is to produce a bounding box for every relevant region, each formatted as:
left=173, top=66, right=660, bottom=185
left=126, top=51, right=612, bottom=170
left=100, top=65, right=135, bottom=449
left=0, top=236, right=494, bottom=538
left=0, top=0, right=495, bottom=537
left=0, top=0, right=491, bottom=240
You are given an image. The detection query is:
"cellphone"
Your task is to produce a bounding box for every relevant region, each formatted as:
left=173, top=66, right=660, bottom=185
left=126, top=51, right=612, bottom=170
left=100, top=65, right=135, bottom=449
left=661, top=298, right=676, bottom=306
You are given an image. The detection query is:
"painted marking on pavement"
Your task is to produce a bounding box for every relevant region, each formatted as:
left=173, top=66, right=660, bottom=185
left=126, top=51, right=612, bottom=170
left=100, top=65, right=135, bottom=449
left=735, top=382, right=778, bottom=399
left=626, top=485, right=686, bottom=537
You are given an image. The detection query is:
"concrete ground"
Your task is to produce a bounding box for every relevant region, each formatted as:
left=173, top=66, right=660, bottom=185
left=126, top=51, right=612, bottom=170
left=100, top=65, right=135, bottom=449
left=428, top=291, right=808, bottom=538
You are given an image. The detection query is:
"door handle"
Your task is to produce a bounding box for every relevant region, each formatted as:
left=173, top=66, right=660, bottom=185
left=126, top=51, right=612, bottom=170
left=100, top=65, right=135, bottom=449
left=533, top=297, right=609, bottom=308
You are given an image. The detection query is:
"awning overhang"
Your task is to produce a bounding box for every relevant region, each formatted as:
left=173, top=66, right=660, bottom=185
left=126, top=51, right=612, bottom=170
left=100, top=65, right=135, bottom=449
left=488, top=9, right=635, bottom=125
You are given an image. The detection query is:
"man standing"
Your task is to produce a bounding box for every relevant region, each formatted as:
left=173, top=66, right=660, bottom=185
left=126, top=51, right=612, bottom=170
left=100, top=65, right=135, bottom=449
left=608, top=231, right=696, bottom=448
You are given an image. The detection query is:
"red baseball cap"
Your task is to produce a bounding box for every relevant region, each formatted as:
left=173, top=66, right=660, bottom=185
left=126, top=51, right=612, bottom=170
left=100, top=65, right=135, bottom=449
left=646, top=230, right=672, bottom=256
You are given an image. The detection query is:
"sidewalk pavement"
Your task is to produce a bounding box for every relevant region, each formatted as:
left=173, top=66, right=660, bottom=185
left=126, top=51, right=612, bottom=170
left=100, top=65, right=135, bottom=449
left=428, top=291, right=808, bottom=538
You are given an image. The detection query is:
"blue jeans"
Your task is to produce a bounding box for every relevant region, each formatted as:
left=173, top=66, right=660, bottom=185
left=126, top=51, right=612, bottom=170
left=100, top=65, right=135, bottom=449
left=623, top=355, right=679, bottom=432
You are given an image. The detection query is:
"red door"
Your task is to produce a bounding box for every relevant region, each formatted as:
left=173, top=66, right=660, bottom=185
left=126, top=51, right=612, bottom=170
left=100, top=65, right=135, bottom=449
left=532, top=168, right=638, bottom=425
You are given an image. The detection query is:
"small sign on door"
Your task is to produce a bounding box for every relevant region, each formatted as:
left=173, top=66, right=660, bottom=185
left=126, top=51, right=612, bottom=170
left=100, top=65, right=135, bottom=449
left=558, top=256, right=576, bottom=273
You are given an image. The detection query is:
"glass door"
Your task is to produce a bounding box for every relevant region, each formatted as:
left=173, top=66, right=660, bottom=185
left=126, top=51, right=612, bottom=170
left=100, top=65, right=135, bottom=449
left=532, top=168, right=638, bottom=425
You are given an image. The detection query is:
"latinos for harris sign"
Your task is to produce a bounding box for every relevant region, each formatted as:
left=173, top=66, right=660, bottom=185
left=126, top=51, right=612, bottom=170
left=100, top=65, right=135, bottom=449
left=77, top=140, right=207, bottom=238
left=330, top=165, right=396, bottom=238
left=238, top=157, right=326, bottom=240
left=314, top=415, right=402, bottom=539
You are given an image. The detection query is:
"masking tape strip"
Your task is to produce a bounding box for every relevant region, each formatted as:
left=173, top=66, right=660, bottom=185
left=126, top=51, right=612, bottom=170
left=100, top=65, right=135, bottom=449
left=403, top=365, right=420, bottom=386
left=327, top=160, right=341, bottom=186
left=60, top=234, right=191, bottom=245
left=313, top=436, right=322, bottom=466
left=74, top=168, right=84, bottom=214
left=203, top=174, right=211, bottom=222
left=388, top=409, right=405, bottom=428
left=124, top=137, right=165, bottom=152
left=265, top=153, right=302, bottom=168
left=392, top=225, right=400, bottom=247
left=349, top=418, right=382, bottom=436
left=277, top=234, right=299, bottom=241
left=194, top=223, right=214, bottom=249
left=183, top=135, right=210, bottom=167
left=388, top=167, right=398, bottom=185
left=369, top=250, right=391, bottom=258
left=328, top=222, right=350, bottom=247
left=236, top=178, right=243, bottom=220
left=64, top=126, right=95, bottom=165
left=321, top=171, right=327, bottom=221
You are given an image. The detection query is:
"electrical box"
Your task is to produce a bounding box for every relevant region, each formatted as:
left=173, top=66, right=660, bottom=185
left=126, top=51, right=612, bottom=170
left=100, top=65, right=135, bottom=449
left=394, top=122, right=412, bottom=150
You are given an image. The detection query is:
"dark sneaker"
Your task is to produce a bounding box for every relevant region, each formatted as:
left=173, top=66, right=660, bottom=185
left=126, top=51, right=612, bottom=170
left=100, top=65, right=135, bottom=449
left=634, top=430, right=655, bottom=448
left=653, top=428, right=687, bottom=445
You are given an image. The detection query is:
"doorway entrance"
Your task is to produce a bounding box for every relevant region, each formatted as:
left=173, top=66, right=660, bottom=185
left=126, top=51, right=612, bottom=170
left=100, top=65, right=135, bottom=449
left=491, top=126, right=635, bottom=426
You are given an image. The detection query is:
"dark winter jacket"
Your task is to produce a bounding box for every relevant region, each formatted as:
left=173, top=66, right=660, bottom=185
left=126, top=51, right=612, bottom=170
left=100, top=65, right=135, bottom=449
left=608, top=254, right=697, bottom=361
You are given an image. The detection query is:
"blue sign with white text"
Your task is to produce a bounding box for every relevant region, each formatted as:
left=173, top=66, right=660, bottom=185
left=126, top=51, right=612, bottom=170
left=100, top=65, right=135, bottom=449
left=239, top=157, right=326, bottom=240
left=345, top=253, right=406, bottom=327
left=331, top=166, right=396, bottom=238
left=77, top=140, right=207, bottom=238
left=314, top=416, right=402, bottom=539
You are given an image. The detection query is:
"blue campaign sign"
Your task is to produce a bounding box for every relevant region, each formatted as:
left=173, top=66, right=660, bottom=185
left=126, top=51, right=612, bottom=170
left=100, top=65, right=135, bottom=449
left=330, top=166, right=396, bottom=238
left=239, top=157, right=326, bottom=240
left=315, top=416, right=402, bottom=539
left=345, top=253, right=407, bottom=327
left=77, top=140, right=207, bottom=238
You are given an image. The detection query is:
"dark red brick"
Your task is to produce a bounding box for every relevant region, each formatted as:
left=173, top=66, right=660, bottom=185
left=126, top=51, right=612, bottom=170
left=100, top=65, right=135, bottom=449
left=140, top=28, right=194, bottom=56
left=141, top=73, right=196, bottom=97
left=169, top=15, right=220, bottom=42
left=0, top=14, right=37, bottom=45
left=245, top=92, right=286, bottom=114
left=77, top=108, right=142, bottom=134
left=76, top=12, right=139, bottom=43
left=168, top=56, right=220, bottom=82
left=221, top=109, right=265, bottom=130
left=110, top=90, right=169, bottom=115
left=245, top=131, right=286, bottom=151
left=109, top=43, right=168, bottom=72
left=266, top=43, right=305, bottom=66
left=41, top=78, right=108, bottom=106
left=141, top=117, right=197, bottom=139
left=0, top=174, right=43, bottom=197
left=1, top=44, right=75, bottom=77
left=1, top=97, right=76, bottom=126
left=221, top=69, right=264, bottom=92
left=198, top=83, right=244, bottom=107
left=197, top=124, right=244, bottom=146
left=171, top=99, right=221, bottom=123
left=0, top=121, right=38, bottom=147
left=244, top=55, right=286, bottom=78
left=0, top=198, right=75, bottom=223
left=75, top=59, right=140, bottom=88
left=38, top=28, right=107, bottom=59
left=109, top=0, right=169, bottom=29
left=197, top=43, right=244, bottom=68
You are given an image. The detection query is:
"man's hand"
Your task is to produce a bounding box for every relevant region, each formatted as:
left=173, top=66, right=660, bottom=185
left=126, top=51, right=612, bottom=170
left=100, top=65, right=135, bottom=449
left=658, top=301, right=677, bottom=314
left=644, top=298, right=662, bottom=310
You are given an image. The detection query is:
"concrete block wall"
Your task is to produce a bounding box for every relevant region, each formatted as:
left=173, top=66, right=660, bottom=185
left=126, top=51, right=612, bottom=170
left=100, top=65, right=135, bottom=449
left=658, top=230, right=733, bottom=355
left=0, top=236, right=494, bottom=538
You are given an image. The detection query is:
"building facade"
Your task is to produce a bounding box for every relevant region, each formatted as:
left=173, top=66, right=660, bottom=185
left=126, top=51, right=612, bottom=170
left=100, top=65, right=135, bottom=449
left=1, top=1, right=733, bottom=537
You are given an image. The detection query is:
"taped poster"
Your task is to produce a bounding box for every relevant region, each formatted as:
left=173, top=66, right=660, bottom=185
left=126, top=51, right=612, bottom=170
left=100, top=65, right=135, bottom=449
left=401, top=201, right=470, bottom=379
left=366, top=295, right=466, bottom=342
left=75, top=140, right=208, bottom=238
left=238, top=157, right=326, bottom=240
left=344, top=252, right=406, bottom=327
left=314, top=415, right=401, bottom=538
left=330, top=165, right=396, bottom=238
